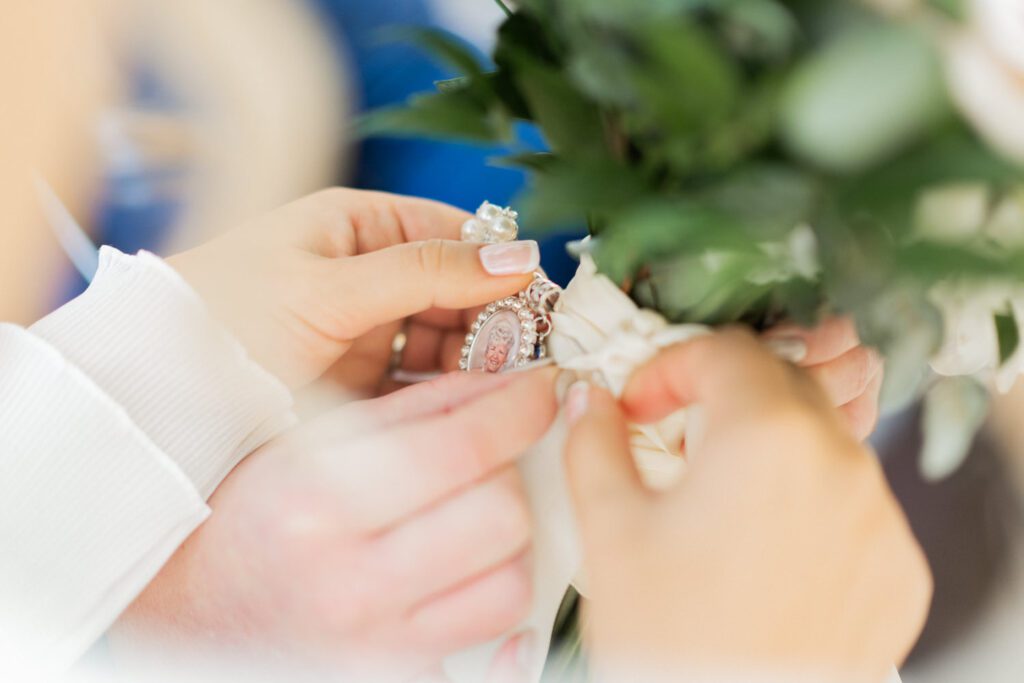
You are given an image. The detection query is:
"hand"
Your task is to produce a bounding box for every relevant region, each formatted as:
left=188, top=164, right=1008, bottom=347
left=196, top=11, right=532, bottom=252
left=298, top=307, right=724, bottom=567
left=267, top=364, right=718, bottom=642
left=563, top=330, right=930, bottom=683
left=109, top=368, right=558, bottom=680
left=168, top=189, right=540, bottom=391
left=764, top=317, right=883, bottom=440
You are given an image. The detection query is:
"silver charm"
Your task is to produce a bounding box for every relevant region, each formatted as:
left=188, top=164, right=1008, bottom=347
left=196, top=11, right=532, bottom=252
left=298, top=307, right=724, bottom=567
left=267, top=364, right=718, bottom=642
left=460, top=202, right=561, bottom=373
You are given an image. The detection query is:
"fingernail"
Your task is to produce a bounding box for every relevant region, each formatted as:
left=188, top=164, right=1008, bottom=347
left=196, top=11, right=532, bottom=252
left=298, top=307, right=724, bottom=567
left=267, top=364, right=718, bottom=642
left=515, top=630, right=536, bottom=671
left=564, top=381, right=590, bottom=424
left=479, top=240, right=540, bottom=275
left=765, top=336, right=808, bottom=363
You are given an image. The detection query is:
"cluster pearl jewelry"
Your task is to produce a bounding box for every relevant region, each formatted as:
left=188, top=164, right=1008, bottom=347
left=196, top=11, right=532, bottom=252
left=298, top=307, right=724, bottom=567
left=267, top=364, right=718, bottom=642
left=461, top=201, right=520, bottom=244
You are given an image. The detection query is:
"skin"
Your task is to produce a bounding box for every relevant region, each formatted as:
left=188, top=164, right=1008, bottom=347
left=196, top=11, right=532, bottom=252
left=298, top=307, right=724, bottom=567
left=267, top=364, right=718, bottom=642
left=109, top=188, right=547, bottom=679
left=0, top=0, right=114, bottom=323
left=763, top=317, right=884, bottom=441
left=3, top=2, right=897, bottom=679
left=564, top=329, right=931, bottom=683
left=110, top=368, right=558, bottom=681
left=116, top=187, right=883, bottom=680
left=169, top=188, right=883, bottom=416
left=167, top=188, right=538, bottom=393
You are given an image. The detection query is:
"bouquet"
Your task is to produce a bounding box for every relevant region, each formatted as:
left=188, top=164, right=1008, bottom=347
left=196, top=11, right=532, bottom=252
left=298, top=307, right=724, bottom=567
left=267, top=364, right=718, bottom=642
left=365, top=0, right=1024, bottom=481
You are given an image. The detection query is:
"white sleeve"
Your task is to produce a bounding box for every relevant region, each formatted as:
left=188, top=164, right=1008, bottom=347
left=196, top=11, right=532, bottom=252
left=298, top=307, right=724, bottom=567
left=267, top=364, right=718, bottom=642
left=30, top=247, right=296, bottom=499
left=0, top=247, right=295, bottom=675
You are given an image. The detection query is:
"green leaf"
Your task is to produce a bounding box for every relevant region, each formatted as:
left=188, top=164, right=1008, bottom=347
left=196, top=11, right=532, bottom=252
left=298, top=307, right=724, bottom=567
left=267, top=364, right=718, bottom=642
left=358, top=90, right=508, bottom=143
left=920, top=376, right=989, bottom=481
left=996, top=308, right=1020, bottom=365
left=435, top=76, right=470, bottom=93
left=696, top=163, right=820, bottom=239
left=490, top=70, right=533, bottom=120
left=393, top=26, right=488, bottom=79
left=927, top=0, right=967, bottom=20
left=510, top=57, right=607, bottom=158
left=567, top=19, right=746, bottom=175
left=494, top=11, right=562, bottom=66
left=558, top=0, right=716, bottom=27
left=780, top=23, right=950, bottom=173
left=717, top=0, right=799, bottom=63
left=621, top=21, right=742, bottom=137
left=764, top=276, right=824, bottom=327
left=491, top=11, right=565, bottom=121
left=565, top=39, right=638, bottom=110
left=594, top=200, right=761, bottom=284
left=493, top=0, right=513, bottom=18
left=490, top=152, right=559, bottom=172
left=516, top=158, right=651, bottom=229
left=835, top=130, right=1024, bottom=237
left=645, top=250, right=779, bottom=325
left=892, top=242, right=1024, bottom=283
left=557, top=13, right=742, bottom=137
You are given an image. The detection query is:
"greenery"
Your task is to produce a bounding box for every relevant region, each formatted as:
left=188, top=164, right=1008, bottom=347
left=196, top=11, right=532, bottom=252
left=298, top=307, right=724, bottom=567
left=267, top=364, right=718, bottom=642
left=363, top=0, right=1024, bottom=472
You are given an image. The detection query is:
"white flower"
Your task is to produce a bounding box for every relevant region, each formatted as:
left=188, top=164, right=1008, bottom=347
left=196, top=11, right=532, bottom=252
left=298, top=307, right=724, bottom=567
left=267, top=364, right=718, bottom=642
left=945, top=0, right=1024, bottom=163
left=986, top=187, right=1024, bottom=248
left=974, top=0, right=1024, bottom=73
left=915, top=181, right=1024, bottom=392
left=914, top=182, right=991, bottom=242
left=914, top=182, right=1024, bottom=246
left=930, top=282, right=1024, bottom=392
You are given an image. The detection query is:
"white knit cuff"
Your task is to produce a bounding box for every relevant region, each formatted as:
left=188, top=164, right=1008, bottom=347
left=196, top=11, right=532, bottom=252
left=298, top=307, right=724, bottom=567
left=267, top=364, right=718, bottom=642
left=0, top=324, right=210, bottom=674
left=30, top=247, right=296, bottom=499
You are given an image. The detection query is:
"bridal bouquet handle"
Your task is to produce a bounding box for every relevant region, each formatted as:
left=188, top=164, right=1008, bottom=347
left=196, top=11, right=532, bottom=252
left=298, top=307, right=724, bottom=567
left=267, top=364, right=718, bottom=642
left=443, top=203, right=902, bottom=683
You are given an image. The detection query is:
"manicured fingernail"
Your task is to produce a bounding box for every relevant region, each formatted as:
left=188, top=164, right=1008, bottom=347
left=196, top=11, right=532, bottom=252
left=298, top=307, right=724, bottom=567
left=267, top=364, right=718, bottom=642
left=765, top=336, right=808, bottom=363
left=479, top=240, right=540, bottom=275
left=515, top=630, right=536, bottom=671
left=565, top=381, right=590, bottom=424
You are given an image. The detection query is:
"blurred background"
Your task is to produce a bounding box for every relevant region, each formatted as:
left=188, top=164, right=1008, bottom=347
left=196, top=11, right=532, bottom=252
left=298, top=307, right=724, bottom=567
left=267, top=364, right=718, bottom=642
left=2, top=1, right=1023, bottom=680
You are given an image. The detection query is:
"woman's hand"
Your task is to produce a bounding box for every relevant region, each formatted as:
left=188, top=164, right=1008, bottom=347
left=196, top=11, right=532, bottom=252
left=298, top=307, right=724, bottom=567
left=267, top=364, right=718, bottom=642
left=765, top=317, right=883, bottom=440
left=563, top=330, right=930, bottom=683
left=109, top=367, right=557, bottom=680
left=168, top=189, right=540, bottom=391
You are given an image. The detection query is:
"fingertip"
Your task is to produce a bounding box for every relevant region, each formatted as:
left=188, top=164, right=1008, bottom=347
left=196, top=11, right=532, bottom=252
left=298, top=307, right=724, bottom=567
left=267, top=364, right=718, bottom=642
left=621, top=330, right=780, bottom=423
left=565, top=381, right=620, bottom=427
left=764, top=316, right=860, bottom=366
left=478, top=240, right=540, bottom=276
left=564, top=382, right=644, bottom=514
left=839, top=370, right=884, bottom=441
left=621, top=341, right=705, bottom=422
left=564, top=380, right=591, bottom=426
left=446, top=240, right=536, bottom=300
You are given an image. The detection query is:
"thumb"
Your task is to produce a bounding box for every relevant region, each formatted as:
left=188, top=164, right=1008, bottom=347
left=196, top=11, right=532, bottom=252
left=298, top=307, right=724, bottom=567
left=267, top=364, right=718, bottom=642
left=325, top=239, right=538, bottom=338
left=564, top=382, right=648, bottom=541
